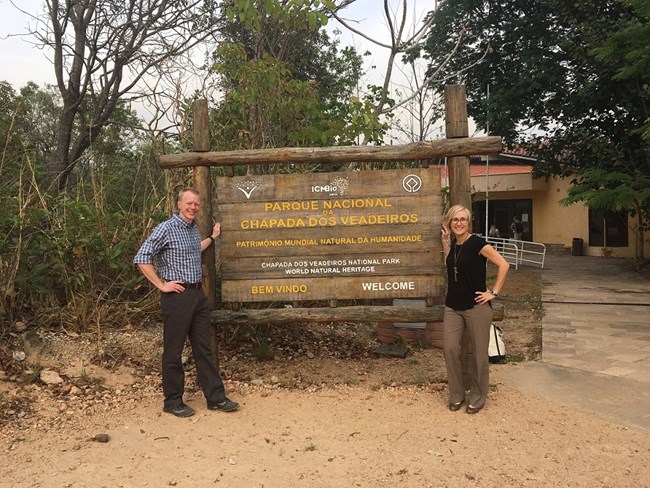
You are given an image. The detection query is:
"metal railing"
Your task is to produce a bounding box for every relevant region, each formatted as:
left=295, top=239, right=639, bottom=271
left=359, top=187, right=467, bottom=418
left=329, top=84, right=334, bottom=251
left=484, top=237, right=521, bottom=269
left=485, top=236, right=547, bottom=269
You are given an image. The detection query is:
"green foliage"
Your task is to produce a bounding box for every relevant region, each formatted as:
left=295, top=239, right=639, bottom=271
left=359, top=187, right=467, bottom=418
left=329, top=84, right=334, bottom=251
left=209, top=0, right=386, bottom=153
left=0, top=80, right=168, bottom=333
left=211, top=43, right=323, bottom=149
left=7, top=193, right=164, bottom=330
left=0, top=82, right=32, bottom=186
left=560, top=166, right=650, bottom=259
left=595, top=0, right=650, bottom=81
left=592, top=0, right=650, bottom=141
left=423, top=0, right=648, bottom=146
left=7, top=194, right=147, bottom=326
left=561, top=168, right=650, bottom=221
left=18, top=83, right=61, bottom=168
left=224, top=0, right=333, bottom=31
left=422, top=0, right=649, bottom=257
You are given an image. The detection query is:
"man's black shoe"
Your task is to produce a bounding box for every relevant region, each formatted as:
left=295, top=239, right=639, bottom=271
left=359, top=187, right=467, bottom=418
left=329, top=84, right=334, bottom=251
left=163, top=403, right=195, bottom=418
left=207, top=398, right=240, bottom=412
left=449, top=401, right=463, bottom=412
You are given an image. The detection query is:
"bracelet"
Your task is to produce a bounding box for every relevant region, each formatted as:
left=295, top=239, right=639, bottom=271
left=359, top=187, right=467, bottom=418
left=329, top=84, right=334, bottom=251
left=208, top=236, right=215, bottom=244
left=488, top=288, right=498, bottom=296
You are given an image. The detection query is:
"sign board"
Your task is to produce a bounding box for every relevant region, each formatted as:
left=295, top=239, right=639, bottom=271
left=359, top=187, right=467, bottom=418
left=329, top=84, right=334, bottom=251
left=216, top=168, right=444, bottom=302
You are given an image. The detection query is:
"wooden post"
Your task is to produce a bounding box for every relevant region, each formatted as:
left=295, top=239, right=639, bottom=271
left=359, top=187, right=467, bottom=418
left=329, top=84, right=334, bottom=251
left=192, top=99, right=216, bottom=306
left=444, top=84, right=473, bottom=389
left=192, top=99, right=219, bottom=368
left=444, top=84, right=472, bottom=220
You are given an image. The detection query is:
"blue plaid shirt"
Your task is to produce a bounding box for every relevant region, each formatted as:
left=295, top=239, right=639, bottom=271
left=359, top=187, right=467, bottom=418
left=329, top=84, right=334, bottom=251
left=133, top=213, right=202, bottom=283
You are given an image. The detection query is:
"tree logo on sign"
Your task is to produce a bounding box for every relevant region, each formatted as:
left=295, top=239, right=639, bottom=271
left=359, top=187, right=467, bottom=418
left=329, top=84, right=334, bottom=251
left=236, top=180, right=260, bottom=199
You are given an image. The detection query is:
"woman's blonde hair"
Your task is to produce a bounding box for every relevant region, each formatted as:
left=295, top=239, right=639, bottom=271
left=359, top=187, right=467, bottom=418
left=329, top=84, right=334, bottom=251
left=444, top=204, right=471, bottom=229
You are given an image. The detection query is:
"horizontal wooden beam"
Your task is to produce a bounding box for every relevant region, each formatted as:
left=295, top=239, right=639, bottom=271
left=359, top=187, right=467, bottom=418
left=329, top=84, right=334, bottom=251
left=210, top=303, right=503, bottom=326
left=160, top=137, right=502, bottom=169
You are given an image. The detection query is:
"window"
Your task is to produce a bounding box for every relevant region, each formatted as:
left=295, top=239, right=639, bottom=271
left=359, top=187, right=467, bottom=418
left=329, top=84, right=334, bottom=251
left=588, top=209, right=628, bottom=247
left=473, top=199, right=532, bottom=241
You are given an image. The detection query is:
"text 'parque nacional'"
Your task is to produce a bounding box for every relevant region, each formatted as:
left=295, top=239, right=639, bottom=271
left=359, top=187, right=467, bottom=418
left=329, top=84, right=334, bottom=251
left=263, top=198, right=392, bottom=212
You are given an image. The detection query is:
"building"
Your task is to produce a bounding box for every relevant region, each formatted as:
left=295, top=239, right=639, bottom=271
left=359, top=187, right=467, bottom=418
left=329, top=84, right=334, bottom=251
left=435, top=154, right=648, bottom=259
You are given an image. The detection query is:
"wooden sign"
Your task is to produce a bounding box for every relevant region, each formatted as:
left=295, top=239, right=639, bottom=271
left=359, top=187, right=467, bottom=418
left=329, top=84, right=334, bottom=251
left=216, top=168, right=444, bottom=302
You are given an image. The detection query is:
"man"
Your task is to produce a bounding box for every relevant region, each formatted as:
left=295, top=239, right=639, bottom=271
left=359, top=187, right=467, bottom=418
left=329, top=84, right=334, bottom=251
left=134, top=188, right=239, bottom=417
left=510, top=216, right=523, bottom=241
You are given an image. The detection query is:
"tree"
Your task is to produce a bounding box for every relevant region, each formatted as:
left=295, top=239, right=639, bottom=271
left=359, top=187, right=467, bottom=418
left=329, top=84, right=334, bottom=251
left=26, top=0, right=219, bottom=191
left=0, top=78, right=168, bottom=330
left=0, top=82, right=30, bottom=183
left=422, top=0, right=650, bottom=258
left=18, top=83, right=61, bottom=169
left=593, top=0, right=650, bottom=142
left=208, top=0, right=385, bottom=159
left=329, top=0, right=443, bottom=145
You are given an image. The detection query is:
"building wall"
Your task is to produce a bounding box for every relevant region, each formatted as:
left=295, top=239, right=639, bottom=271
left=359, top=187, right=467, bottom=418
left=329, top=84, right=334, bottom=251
left=530, top=177, right=585, bottom=249
left=534, top=177, right=649, bottom=258
left=473, top=174, right=649, bottom=258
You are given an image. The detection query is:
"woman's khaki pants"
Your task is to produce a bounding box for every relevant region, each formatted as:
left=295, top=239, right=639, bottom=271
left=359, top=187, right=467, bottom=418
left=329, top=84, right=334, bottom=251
left=443, top=303, right=493, bottom=408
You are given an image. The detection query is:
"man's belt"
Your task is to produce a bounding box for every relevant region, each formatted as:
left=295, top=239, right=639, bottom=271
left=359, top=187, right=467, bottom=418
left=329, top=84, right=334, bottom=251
left=182, top=282, right=202, bottom=290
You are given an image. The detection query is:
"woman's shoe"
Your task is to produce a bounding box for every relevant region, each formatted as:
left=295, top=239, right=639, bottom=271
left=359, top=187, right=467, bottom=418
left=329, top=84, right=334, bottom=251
left=448, top=401, right=463, bottom=411
left=466, top=404, right=482, bottom=414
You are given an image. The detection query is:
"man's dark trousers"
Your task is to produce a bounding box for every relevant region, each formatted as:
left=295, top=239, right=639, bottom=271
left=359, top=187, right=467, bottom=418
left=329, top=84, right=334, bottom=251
left=160, top=289, right=225, bottom=408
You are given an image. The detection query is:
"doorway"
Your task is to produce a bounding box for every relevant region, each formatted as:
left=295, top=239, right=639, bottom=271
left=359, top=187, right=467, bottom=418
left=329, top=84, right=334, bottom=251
left=473, top=199, right=533, bottom=241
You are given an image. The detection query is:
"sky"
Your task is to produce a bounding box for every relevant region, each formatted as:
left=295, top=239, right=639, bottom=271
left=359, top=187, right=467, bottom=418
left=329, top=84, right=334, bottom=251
left=0, top=0, right=432, bottom=90
left=0, top=0, right=52, bottom=88
left=0, top=0, right=439, bottom=138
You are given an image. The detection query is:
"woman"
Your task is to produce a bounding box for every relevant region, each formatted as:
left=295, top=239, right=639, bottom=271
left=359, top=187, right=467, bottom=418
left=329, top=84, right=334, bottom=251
left=441, top=205, right=510, bottom=414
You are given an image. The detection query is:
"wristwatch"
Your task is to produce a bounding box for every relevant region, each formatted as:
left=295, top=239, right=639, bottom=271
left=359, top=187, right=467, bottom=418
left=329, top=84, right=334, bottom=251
left=488, top=288, right=498, bottom=296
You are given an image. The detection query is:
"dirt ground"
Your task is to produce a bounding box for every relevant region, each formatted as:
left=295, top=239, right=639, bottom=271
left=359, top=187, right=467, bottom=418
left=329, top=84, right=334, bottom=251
left=1, top=266, right=649, bottom=487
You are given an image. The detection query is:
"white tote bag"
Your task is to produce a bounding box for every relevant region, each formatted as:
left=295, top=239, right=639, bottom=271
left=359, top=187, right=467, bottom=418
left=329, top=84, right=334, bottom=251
left=488, top=324, right=506, bottom=363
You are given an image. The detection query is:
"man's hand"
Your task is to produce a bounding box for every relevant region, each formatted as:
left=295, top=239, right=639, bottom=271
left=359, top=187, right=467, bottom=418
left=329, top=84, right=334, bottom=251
left=161, top=280, right=185, bottom=293
left=212, top=222, right=221, bottom=239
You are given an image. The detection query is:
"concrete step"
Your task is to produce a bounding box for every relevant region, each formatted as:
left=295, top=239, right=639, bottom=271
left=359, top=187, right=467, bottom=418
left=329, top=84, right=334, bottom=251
left=544, top=243, right=570, bottom=256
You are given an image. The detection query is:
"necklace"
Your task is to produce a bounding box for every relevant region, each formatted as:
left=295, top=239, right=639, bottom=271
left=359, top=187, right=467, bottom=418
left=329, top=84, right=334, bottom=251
left=453, top=241, right=463, bottom=282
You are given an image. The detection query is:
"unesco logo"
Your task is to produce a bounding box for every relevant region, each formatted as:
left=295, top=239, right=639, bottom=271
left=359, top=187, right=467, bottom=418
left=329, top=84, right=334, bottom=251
left=402, top=174, right=422, bottom=193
